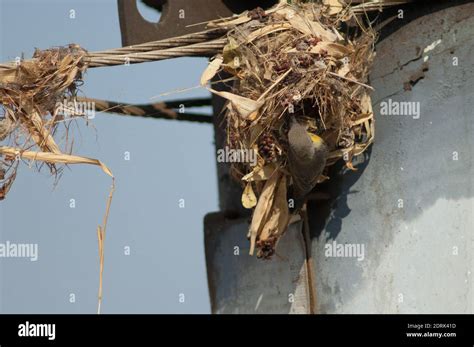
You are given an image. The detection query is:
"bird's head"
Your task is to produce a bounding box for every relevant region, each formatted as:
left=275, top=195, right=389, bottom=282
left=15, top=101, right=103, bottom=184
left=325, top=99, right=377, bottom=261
left=288, top=117, right=326, bottom=150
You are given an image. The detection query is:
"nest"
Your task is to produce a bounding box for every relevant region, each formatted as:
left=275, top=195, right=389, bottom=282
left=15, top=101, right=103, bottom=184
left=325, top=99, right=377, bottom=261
left=202, top=2, right=376, bottom=258
left=0, top=44, right=93, bottom=198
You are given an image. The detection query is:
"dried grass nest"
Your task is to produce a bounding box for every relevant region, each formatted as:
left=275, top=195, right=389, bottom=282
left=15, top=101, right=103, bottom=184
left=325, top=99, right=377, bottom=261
left=201, top=2, right=376, bottom=258
left=0, top=1, right=377, bottom=262
left=0, top=45, right=113, bottom=199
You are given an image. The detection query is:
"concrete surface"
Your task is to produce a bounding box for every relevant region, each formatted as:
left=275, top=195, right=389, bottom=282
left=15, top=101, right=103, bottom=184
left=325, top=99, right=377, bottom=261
left=205, top=213, right=312, bottom=313
left=310, top=1, right=474, bottom=314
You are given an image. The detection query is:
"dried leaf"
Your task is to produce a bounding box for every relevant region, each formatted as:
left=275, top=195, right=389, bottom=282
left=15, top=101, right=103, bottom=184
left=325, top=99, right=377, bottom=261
left=360, top=93, right=374, bottom=141
left=275, top=7, right=297, bottom=19
left=209, top=89, right=264, bottom=119
left=310, top=42, right=352, bottom=58
left=247, top=110, right=259, bottom=122
left=338, top=63, right=351, bottom=77
left=200, top=55, right=223, bottom=86
left=360, top=92, right=373, bottom=115
left=242, top=163, right=277, bottom=182
left=246, top=23, right=292, bottom=43
left=0, top=146, right=114, bottom=178
left=323, top=0, right=344, bottom=15
left=258, top=175, right=289, bottom=242
left=249, top=171, right=280, bottom=255
left=242, top=182, right=257, bottom=209
left=288, top=14, right=337, bottom=42
left=0, top=66, right=18, bottom=84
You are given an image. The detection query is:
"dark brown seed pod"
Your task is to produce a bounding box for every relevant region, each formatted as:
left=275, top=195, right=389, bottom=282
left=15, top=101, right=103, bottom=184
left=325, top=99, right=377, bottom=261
left=258, top=133, right=278, bottom=164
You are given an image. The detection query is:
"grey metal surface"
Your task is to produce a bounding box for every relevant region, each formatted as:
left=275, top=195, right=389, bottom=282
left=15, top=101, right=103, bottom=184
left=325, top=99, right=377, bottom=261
left=311, top=2, right=474, bottom=314
left=205, top=213, right=313, bottom=313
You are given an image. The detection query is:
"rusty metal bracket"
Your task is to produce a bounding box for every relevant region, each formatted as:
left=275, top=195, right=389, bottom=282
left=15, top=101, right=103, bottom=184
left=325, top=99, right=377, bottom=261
left=117, top=0, right=279, bottom=46
left=117, top=0, right=234, bottom=45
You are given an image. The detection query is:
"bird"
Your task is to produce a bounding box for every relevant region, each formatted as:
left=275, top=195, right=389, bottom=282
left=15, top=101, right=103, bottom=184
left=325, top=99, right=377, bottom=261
left=287, top=117, right=328, bottom=212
